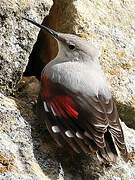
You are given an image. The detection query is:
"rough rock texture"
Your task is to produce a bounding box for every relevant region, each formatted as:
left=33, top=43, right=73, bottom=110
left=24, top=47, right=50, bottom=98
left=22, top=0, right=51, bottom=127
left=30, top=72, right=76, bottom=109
left=1, top=0, right=135, bottom=179
left=0, top=91, right=135, bottom=180
left=0, top=92, right=60, bottom=180
left=27, top=0, right=135, bottom=128
left=0, top=0, right=53, bottom=95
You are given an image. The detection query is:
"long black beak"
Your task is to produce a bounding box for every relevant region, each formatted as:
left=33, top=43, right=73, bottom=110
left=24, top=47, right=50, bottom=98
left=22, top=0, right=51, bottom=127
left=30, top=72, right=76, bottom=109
left=23, top=17, right=58, bottom=39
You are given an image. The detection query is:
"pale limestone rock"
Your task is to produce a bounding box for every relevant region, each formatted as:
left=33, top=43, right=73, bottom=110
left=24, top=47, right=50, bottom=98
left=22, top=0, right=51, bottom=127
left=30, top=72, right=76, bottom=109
left=1, top=0, right=135, bottom=179
left=0, top=92, right=61, bottom=180
left=0, top=0, right=53, bottom=95
left=0, top=92, right=135, bottom=179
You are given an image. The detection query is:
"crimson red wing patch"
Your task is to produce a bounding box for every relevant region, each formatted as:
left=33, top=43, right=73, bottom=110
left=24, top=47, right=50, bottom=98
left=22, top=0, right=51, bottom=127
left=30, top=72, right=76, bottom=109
left=41, top=73, right=78, bottom=119
left=50, top=96, right=79, bottom=119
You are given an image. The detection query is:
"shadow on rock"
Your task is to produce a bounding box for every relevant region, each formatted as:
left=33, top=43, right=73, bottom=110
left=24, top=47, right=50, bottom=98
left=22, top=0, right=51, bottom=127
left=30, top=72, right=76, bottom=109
left=115, top=100, right=135, bottom=129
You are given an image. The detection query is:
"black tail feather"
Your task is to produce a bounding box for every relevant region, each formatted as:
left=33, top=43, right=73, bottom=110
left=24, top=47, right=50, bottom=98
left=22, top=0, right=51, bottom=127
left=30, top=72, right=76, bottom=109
left=97, top=130, right=118, bottom=162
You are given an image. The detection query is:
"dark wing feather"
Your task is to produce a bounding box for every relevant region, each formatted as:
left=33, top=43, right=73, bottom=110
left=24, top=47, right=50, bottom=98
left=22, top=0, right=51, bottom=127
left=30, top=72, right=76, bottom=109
left=39, top=81, right=128, bottom=162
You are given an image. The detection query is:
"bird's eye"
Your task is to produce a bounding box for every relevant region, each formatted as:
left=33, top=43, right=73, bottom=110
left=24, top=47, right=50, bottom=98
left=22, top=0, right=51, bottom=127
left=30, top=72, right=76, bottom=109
left=68, top=44, right=75, bottom=50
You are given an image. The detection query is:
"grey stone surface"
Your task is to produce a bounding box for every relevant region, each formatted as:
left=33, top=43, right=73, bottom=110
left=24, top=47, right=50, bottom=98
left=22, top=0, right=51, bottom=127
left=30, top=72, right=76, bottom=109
left=1, top=0, right=135, bottom=179
left=0, top=0, right=53, bottom=95
left=0, top=92, right=135, bottom=179
left=0, top=92, right=61, bottom=180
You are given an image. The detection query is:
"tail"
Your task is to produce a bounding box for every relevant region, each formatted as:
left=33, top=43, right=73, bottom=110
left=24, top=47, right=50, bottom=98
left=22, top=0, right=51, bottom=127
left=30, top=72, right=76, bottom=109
left=97, top=130, right=118, bottom=163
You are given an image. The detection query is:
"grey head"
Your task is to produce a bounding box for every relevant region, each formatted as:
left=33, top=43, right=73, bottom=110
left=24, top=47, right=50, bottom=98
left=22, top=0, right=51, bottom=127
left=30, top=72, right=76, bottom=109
left=23, top=17, right=100, bottom=62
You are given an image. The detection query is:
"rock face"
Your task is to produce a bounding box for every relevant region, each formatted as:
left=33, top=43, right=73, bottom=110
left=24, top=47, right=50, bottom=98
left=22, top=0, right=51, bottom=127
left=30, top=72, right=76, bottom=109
left=0, top=92, right=60, bottom=180
left=0, top=92, right=135, bottom=180
left=1, top=0, right=135, bottom=180
left=0, top=0, right=53, bottom=95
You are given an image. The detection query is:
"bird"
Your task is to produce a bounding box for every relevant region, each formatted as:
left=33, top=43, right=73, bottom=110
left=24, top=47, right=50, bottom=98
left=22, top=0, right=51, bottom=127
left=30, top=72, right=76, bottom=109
left=23, top=17, right=129, bottom=163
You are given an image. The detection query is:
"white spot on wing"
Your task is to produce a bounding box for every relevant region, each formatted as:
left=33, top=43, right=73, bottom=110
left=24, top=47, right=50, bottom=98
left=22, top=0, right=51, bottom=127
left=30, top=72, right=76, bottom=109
left=65, top=130, right=74, bottom=138
left=44, top=102, right=49, bottom=112
left=52, top=126, right=60, bottom=133
left=76, top=132, right=83, bottom=139
left=50, top=105, right=56, bottom=116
